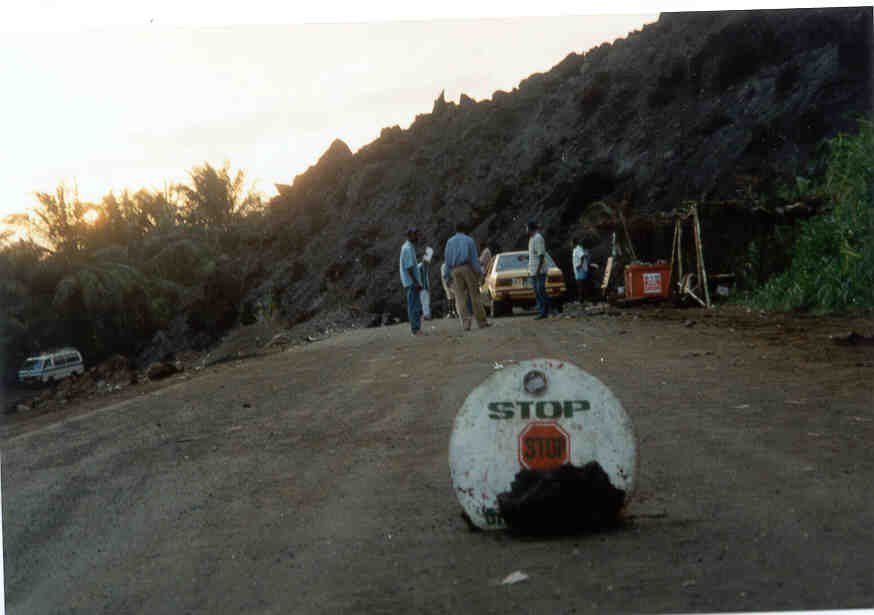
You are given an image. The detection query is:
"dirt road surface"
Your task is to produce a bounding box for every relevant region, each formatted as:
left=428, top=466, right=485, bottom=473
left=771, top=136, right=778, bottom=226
left=2, top=307, right=873, bottom=614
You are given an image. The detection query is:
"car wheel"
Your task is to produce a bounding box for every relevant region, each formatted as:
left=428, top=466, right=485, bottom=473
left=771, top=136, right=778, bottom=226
left=491, top=299, right=509, bottom=318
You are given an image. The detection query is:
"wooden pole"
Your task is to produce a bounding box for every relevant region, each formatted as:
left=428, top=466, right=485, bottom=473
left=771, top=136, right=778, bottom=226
left=685, top=286, right=707, bottom=307
left=677, top=218, right=684, bottom=288
left=692, top=204, right=712, bottom=308
left=668, top=219, right=679, bottom=292
left=619, top=210, right=637, bottom=262
left=694, top=219, right=704, bottom=296
left=601, top=256, right=614, bottom=298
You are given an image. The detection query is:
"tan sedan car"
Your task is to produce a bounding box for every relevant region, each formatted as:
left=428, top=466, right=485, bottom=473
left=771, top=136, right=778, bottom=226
left=480, top=251, right=567, bottom=317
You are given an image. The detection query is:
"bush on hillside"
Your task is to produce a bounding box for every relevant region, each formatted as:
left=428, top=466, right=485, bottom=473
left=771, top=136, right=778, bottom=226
left=750, top=120, right=874, bottom=312
left=52, top=262, right=180, bottom=357
left=144, top=239, right=216, bottom=286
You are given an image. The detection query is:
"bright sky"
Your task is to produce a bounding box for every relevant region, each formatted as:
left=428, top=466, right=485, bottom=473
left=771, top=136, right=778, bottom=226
left=0, top=1, right=866, bottom=223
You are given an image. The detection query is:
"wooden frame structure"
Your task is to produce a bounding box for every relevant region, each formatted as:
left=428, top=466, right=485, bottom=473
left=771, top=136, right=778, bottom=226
left=668, top=202, right=712, bottom=308
left=600, top=256, right=615, bottom=297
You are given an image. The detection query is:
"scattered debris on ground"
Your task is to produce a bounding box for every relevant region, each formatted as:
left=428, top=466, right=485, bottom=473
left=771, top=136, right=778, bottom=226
left=4, top=307, right=394, bottom=416
left=145, top=361, right=183, bottom=381
left=830, top=331, right=874, bottom=346
left=5, top=351, right=192, bottom=414
left=561, top=302, right=621, bottom=318
left=497, top=462, right=626, bottom=536
left=6, top=304, right=872, bottom=419
left=265, top=332, right=294, bottom=348
left=197, top=308, right=377, bottom=367
left=498, top=571, right=530, bottom=586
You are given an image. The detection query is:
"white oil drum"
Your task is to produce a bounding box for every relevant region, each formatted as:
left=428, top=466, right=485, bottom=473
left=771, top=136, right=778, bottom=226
left=449, top=358, right=638, bottom=530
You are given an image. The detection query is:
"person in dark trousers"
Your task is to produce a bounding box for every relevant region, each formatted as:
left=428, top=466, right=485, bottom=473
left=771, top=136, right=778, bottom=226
left=527, top=221, right=552, bottom=320
left=399, top=227, right=424, bottom=336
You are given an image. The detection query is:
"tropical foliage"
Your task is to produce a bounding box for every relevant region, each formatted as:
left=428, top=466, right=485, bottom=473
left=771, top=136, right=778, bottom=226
left=750, top=121, right=874, bottom=312
left=0, top=161, right=264, bottom=382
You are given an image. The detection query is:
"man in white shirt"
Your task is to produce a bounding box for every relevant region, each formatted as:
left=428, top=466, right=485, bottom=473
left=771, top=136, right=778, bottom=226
left=440, top=262, right=457, bottom=318
left=571, top=237, right=590, bottom=304
left=527, top=221, right=552, bottom=320
left=418, top=246, right=434, bottom=320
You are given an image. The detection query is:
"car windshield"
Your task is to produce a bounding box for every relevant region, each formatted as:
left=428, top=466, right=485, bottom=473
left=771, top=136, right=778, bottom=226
left=495, top=253, right=557, bottom=272
left=22, top=359, right=43, bottom=370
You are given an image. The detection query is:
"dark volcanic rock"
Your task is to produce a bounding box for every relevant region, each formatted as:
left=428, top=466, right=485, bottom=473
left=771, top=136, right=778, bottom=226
left=146, top=361, right=181, bottom=381
left=259, top=8, right=870, bottom=326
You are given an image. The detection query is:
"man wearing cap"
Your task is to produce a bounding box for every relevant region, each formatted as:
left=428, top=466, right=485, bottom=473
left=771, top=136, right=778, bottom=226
left=528, top=220, right=552, bottom=320
left=443, top=222, right=491, bottom=331
left=399, top=227, right=424, bottom=336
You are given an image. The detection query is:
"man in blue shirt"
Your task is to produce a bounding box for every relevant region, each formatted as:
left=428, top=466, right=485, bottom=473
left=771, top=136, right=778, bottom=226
left=399, top=227, right=424, bottom=336
left=443, top=222, right=491, bottom=331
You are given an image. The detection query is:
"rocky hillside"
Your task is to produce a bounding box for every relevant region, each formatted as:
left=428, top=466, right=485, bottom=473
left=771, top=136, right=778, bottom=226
left=254, top=8, right=871, bottom=323
left=5, top=8, right=873, bottom=393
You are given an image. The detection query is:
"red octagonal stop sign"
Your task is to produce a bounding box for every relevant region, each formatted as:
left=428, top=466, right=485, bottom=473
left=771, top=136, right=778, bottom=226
left=518, top=421, right=570, bottom=470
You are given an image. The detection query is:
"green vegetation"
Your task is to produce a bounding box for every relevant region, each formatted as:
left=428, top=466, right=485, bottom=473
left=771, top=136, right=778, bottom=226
left=749, top=121, right=874, bottom=313
left=3, top=122, right=872, bottom=384
left=0, top=162, right=265, bottom=381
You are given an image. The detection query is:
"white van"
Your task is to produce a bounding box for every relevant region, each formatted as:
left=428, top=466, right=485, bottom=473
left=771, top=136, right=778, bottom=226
left=18, top=348, right=85, bottom=385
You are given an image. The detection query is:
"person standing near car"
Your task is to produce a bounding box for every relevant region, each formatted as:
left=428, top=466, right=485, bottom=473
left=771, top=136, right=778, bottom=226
left=418, top=246, right=434, bottom=320
left=528, top=221, right=552, bottom=320
left=479, top=243, right=493, bottom=273
left=440, top=261, right=457, bottom=319
left=443, top=222, right=491, bottom=331
left=572, top=237, right=590, bottom=304
left=399, top=227, right=424, bottom=336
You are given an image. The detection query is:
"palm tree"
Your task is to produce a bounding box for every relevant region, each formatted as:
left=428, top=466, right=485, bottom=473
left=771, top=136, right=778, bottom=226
left=177, top=161, right=262, bottom=231
left=31, top=183, right=88, bottom=255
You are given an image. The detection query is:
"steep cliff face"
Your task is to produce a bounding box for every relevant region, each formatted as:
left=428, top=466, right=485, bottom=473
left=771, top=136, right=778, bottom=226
left=262, top=8, right=872, bottom=322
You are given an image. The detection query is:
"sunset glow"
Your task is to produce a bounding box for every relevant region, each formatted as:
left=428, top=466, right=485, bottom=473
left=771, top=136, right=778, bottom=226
left=84, top=209, right=100, bottom=225
left=0, top=13, right=659, bottom=220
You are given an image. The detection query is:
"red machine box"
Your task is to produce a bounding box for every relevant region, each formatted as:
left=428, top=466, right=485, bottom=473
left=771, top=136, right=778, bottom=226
left=624, top=261, right=671, bottom=299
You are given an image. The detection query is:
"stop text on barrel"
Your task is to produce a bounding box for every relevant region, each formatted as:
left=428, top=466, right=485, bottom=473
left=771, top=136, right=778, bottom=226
left=487, top=400, right=590, bottom=420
